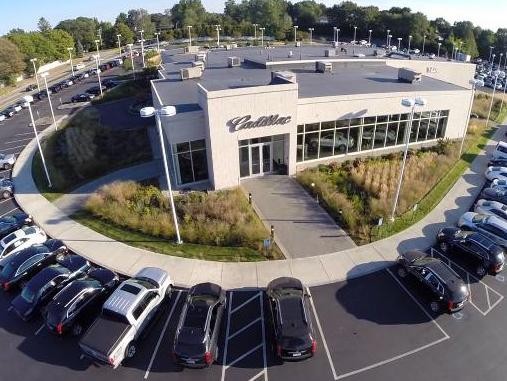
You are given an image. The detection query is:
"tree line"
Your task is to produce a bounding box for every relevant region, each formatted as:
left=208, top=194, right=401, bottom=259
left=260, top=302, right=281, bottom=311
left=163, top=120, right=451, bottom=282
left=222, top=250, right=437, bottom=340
left=2, top=0, right=507, bottom=85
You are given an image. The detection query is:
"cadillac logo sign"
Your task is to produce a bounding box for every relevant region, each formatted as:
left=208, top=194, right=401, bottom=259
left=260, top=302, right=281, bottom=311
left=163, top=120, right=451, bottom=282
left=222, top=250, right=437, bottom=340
left=228, top=114, right=292, bottom=132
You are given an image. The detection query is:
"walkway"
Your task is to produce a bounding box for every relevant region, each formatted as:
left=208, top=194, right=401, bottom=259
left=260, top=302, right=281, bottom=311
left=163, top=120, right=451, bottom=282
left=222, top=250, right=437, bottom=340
left=12, top=122, right=505, bottom=289
left=241, top=175, right=356, bottom=258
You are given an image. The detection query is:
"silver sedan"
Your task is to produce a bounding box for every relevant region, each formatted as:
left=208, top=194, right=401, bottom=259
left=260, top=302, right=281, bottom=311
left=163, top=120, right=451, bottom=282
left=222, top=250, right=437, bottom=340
left=475, top=199, right=507, bottom=221
left=458, top=212, right=507, bottom=248
left=0, top=153, right=15, bottom=170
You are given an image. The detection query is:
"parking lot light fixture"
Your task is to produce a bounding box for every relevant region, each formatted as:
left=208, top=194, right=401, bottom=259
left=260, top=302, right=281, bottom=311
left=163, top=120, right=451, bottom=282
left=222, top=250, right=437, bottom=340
left=489, top=46, right=494, bottom=63
left=30, top=58, right=40, bottom=92
left=408, top=35, right=412, bottom=52
left=259, top=27, right=265, bottom=47
left=368, top=29, right=372, bottom=45
left=94, top=39, right=100, bottom=59
left=154, top=32, right=160, bottom=52
left=23, top=95, right=52, bottom=188
left=486, top=74, right=500, bottom=129
left=139, top=30, right=145, bottom=69
left=187, top=25, right=193, bottom=47
left=397, top=37, right=402, bottom=51
left=337, top=28, right=340, bottom=44
left=459, top=79, right=481, bottom=157
left=92, top=55, right=103, bottom=97
left=293, top=25, right=298, bottom=45
left=333, top=26, right=337, bottom=43
left=127, top=43, right=135, bottom=80
left=140, top=104, right=182, bottom=245
left=386, top=29, right=390, bottom=47
left=353, top=26, right=357, bottom=44
left=422, top=34, right=426, bottom=55
left=308, top=28, right=314, bottom=45
left=67, top=47, right=74, bottom=77
left=437, top=42, right=442, bottom=57
left=40, top=72, right=57, bottom=130
left=390, top=97, right=427, bottom=220
left=116, top=34, right=122, bottom=56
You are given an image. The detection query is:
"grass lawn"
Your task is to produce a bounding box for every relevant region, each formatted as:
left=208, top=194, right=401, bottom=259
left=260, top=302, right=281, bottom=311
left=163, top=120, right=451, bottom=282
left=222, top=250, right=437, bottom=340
left=72, top=211, right=269, bottom=262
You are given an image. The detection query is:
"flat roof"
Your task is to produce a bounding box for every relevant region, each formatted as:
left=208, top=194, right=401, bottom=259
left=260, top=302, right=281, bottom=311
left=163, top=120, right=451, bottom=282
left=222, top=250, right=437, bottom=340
left=154, top=45, right=467, bottom=110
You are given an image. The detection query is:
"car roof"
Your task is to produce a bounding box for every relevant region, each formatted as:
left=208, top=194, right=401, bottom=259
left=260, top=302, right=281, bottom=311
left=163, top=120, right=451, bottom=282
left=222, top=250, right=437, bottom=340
left=189, top=282, right=222, bottom=298
left=278, top=293, right=310, bottom=338
left=53, top=278, right=101, bottom=307
left=134, top=267, right=168, bottom=288
left=468, top=232, right=498, bottom=251
left=103, top=276, right=154, bottom=315
left=485, top=215, right=507, bottom=230
left=28, top=265, right=70, bottom=288
left=268, top=277, right=304, bottom=293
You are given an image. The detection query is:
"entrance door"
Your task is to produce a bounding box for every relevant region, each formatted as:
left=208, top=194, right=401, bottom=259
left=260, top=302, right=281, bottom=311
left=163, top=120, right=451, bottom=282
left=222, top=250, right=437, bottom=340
left=250, top=145, right=261, bottom=175
left=249, top=143, right=272, bottom=177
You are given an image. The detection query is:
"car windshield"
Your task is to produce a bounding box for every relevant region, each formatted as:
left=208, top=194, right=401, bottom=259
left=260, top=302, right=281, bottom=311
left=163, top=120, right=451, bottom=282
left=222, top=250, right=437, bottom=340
left=21, top=226, right=36, bottom=235
left=279, top=295, right=308, bottom=338
left=21, top=285, right=37, bottom=303
left=0, top=216, right=16, bottom=225
left=472, top=214, right=489, bottom=224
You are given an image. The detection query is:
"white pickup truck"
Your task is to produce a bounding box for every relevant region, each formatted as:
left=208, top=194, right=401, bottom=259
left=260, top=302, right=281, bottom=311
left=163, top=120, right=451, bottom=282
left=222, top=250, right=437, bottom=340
left=79, top=267, right=172, bottom=368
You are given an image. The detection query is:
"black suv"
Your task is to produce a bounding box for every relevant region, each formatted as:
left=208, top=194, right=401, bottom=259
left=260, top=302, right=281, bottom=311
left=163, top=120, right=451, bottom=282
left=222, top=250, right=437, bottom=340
left=397, top=250, right=469, bottom=313
left=11, top=254, right=90, bottom=320
left=0, top=213, right=32, bottom=240
left=85, top=86, right=102, bottom=96
left=45, top=268, right=119, bottom=336
left=267, top=277, right=316, bottom=361
left=71, top=94, right=93, bottom=103
left=437, top=227, right=505, bottom=275
left=0, top=239, right=67, bottom=291
left=173, top=282, right=226, bottom=367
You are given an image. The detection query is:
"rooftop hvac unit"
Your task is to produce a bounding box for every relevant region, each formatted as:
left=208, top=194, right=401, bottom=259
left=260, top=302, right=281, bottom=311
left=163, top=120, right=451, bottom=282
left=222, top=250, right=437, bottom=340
left=325, top=49, right=336, bottom=57
left=271, top=71, right=297, bottom=84
left=180, top=66, right=203, bottom=80
left=195, top=52, right=206, bottom=62
left=192, top=61, right=205, bottom=70
left=398, top=68, right=422, bottom=84
left=316, top=61, right=333, bottom=73
left=228, top=56, right=240, bottom=67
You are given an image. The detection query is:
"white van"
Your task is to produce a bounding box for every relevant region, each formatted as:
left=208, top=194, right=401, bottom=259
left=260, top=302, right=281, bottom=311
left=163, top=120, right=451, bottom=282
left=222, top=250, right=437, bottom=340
left=492, top=141, right=507, bottom=160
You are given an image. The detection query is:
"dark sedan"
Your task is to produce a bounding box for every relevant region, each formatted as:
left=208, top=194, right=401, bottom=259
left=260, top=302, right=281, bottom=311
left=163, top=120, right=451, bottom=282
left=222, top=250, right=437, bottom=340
left=488, top=159, right=507, bottom=168
left=2, top=107, right=16, bottom=118
left=437, top=227, right=505, bottom=275
left=0, top=239, right=67, bottom=291
left=397, top=250, right=469, bottom=313
left=480, top=187, right=507, bottom=204
left=101, top=79, right=118, bottom=89
left=85, top=86, right=102, bottom=96
left=45, top=268, right=119, bottom=336
left=71, top=93, right=94, bottom=103
left=0, top=213, right=32, bottom=240
left=11, top=254, right=90, bottom=321
left=267, top=277, right=317, bottom=361
left=173, top=282, right=226, bottom=368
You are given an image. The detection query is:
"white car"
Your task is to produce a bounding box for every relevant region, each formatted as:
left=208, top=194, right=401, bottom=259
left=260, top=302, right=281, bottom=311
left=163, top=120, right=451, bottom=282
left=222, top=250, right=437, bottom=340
left=429, top=53, right=436, bottom=59
left=485, top=166, right=507, bottom=181
left=491, top=179, right=507, bottom=188
left=12, top=105, right=22, bottom=113
left=458, top=212, right=507, bottom=248
left=0, top=114, right=5, bottom=122
left=0, top=225, right=47, bottom=259
left=475, top=200, right=507, bottom=221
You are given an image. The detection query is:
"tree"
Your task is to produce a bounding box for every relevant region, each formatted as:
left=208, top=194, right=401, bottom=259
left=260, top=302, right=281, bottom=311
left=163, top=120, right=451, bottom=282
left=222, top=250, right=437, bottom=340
left=116, top=12, right=128, bottom=25
left=115, top=22, right=134, bottom=45
left=475, top=28, right=496, bottom=59
left=126, top=9, right=156, bottom=37
left=56, top=17, right=99, bottom=52
left=170, top=0, right=207, bottom=29
left=38, top=17, right=52, bottom=33
left=0, top=38, right=26, bottom=84
left=151, top=12, right=172, bottom=31
left=76, top=39, right=84, bottom=57
left=289, top=1, right=323, bottom=29
left=46, top=29, right=75, bottom=60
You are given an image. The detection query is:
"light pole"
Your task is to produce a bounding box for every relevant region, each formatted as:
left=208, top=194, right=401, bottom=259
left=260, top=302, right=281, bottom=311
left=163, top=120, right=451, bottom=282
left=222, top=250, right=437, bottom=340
left=368, top=29, right=372, bottom=45
left=499, top=53, right=504, bottom=69
left=116, top=34, right=122, bottom=56
left=422, top=34, right=426, bottom=55
left=408, top=35, right=412, bottom=52
left=333, top=26, right=337, bottom=43
left=187, top=25, right=193, bottom=47
left=253, top=23, right=258, bottom=42
left=308, top=28, right=314, bottom=45
left=139, top=29, right=145, bottom=68
left=337, top=28, right=340, bottom=44
left=98, top=27, right=103, bottom=47
left=437, top=42, right=442, bottom=57
left=94, top=39, right=100, bottom=60
left=492, top=54, right=497, bottom=67
left=353, top=26, right=357, bottom=44
left=67, top=47, right=74, bottom=77
left=93, top=55, right=103, bottom=97
left=386, top=29, right=390, bottom=47
left=259, top=27, right=265, bottom=47
left=459, top=41, right=463, bottom=57
left=486, top=74, right=500, bottom=128
left=215, top=24, right=221, bottom=48
left=40, top=72, right=57, bottom=130
left=388, top=34, right=392, bottom=48
left=397, top=37, right=402, bottom=51
left=154, top=32, right=160, bottom=52
left=390, top=97, right=427, bottom=220
left=23, top=95, right=52, bottom=188
left=459, top=79, right=481, bottom=157
left=489, top=46, right=494, bottom=63
left=452, top=45, right=456, bottom=60
left=499, top=76, right=507, bottom=117
left=140, top=105, right=182, bottom=245
left=293, top=25, right=298, bottom=46
left=30, top=58, right=40, bottom=92
left=127, top=43, right=135, bottom=80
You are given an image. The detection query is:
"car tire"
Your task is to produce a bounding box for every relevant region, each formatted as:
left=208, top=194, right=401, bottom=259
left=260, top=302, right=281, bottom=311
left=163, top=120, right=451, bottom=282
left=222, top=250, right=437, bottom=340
left=430, top=301, right=441, bottom=313
left=439, top=241, right=449, bottom=253
left=397, top=266, right=407, bottom=278
left=71, top=323, right=83, bottom=336
left=476, top=265, right=486, bottom=277
left=125, top=342, right=137, bottom=359
left=2, top=191, right=10, bottom=199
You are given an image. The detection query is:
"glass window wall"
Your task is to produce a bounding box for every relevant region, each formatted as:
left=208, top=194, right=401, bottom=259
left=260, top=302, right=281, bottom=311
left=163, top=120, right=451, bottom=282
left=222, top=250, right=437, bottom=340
left=172, top=139, right=209, bottom=184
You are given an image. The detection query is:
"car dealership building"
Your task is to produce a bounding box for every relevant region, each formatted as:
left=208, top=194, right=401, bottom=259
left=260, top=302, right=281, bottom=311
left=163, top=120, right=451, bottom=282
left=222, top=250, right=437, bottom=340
left=151, top=45, right=475, bottom=190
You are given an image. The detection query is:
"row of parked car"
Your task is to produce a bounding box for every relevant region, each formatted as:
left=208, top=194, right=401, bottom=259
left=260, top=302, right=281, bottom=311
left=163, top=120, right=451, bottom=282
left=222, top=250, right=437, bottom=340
left=0, top=213, right=317, bottom=369
left=474, top=62, right=507, bottom=89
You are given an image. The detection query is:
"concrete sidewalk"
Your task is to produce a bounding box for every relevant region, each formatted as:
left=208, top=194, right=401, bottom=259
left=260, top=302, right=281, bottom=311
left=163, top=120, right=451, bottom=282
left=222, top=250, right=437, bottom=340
left=242, top=176, right=356, bottom=258
left=13, top=122, right=504, bottom=289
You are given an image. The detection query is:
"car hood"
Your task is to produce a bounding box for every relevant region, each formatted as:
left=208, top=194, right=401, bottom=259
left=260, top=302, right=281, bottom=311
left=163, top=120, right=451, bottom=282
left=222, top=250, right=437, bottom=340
left=280, top=334, right=313, bottom=351
left=447, top=279, right=469, bottom=303
left=11, top=294, right=34, bottom=318
left=174, top=341, right=206, bottom=358
left=458, top=212, right=476, bottom=227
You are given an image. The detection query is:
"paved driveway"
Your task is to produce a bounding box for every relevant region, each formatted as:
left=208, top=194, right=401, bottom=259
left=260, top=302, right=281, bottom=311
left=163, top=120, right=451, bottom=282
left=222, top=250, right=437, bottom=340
left=242, top=175, right=356, bottom=258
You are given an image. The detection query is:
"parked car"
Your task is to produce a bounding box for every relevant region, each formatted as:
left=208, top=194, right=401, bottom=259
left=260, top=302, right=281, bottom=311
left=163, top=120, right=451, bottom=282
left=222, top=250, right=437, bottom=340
left=10, top=254, right=91, bottom=321
left=308, top=131, right=354, bottom=153
left=492, top=141, right=507, bottom=161
left=79, top=267, right=172, bottom=368
left=15, top=101, right=29, bottom=109
left=34, top=91, right=47, bottom=101
left=0, top=114, right=5, bottom=122
left=71, top=93, right=94, bottom=103
left=0, top=213, right=32, bottom=240
left=475, top=199, right=507, bottom=221
left=480, top=187, right=507, bottom=204
left=458, top=212, right=507, bottom=248
left=436, top=227, right=505, bottom=275
left=397, top=250, right=469, bottom=312
left=12, top=104, right=22, bottom=113
left=1, top=107, right=16, bottom=118
left=0, top=153, right=16, bottom=170
left=485, top=166, right=507, bottom=181
left=0, top=178, right=14, bottom=199
left=173, top=282, right=226, bottom=367
left=63, top=79, right=74, bottom=87
left=101, top=79, right=118, bottom=89
left=490, top=179, right=507, bottom=188
left=73, top=63, right=85, bottom=70
left=45, top=268, right=119, bottom=336
left=86, top=86, right=102, bottom=96
left=0, top=239, right=68, bottom=291
left=0, top=225, right=46, bottom=259
left=25, top=84, right=37, bottom=92
left=267, top=277, right=316, bottom=361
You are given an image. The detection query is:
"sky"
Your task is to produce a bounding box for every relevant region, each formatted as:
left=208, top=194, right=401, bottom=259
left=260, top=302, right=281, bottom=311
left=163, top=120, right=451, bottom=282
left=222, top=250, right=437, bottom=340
left=1, top=0, right=506, bottom=36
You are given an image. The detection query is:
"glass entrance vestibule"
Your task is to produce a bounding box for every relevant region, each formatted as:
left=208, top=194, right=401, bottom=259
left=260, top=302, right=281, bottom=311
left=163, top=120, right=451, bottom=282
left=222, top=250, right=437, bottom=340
left=239, top=134, right=286, bottom=178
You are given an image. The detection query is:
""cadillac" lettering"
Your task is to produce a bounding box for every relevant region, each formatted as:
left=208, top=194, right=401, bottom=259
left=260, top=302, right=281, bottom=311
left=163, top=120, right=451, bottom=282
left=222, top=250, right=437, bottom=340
left=228, top=114, right=292, bottom=131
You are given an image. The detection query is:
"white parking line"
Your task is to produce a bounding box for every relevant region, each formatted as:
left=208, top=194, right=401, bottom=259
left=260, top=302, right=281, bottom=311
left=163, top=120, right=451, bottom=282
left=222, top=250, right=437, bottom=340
left=225, top=344, right=263, bottom=369
left=1, top=145, right=26, bottom=152
left=34, top=324, right=45, bottom=336
left=0, top=197, right=13, bottom=204
left=231, top=293, right=260, bottom=314
left=221, top=292, right=233, bottom=381
left=228, top=317, right=262, bottom=340
left=15, top=132, right=34, bottom=137
left=3, top=137, right=32, bottom=145
left=7, top=306, right=13, bottom=312
left=0, top=208, right=19, bottom=218
left=143, top=291, right=182, bottom=380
